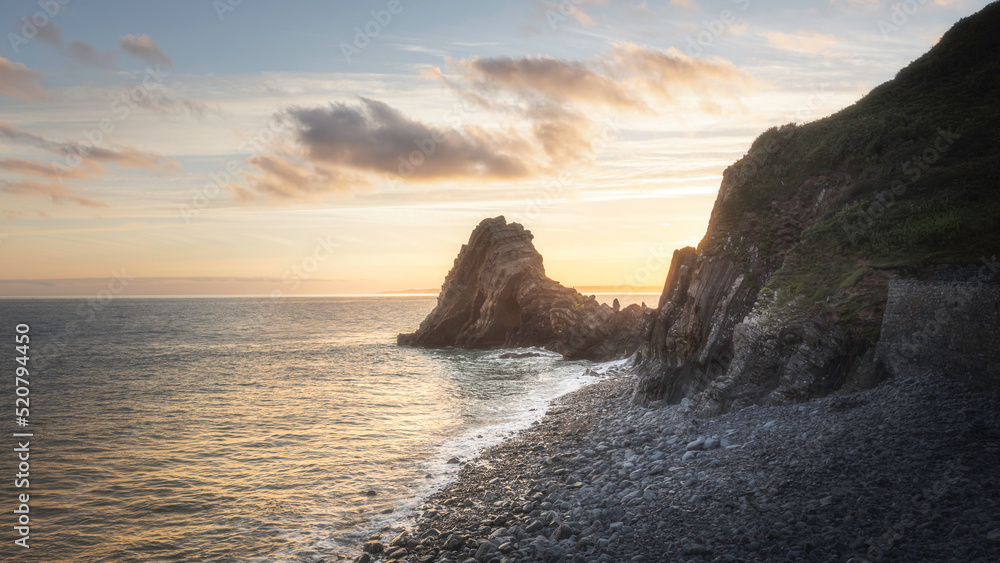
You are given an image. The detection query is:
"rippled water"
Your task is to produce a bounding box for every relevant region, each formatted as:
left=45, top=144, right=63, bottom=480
left=0, top=295, right=647, bottom=562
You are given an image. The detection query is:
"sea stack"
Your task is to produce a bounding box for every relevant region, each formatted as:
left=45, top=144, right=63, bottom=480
left=397, top=216, right=648, bottom=360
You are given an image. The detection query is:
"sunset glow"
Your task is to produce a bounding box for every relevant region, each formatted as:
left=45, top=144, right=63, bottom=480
left=0, top=0, right=987, bottom=295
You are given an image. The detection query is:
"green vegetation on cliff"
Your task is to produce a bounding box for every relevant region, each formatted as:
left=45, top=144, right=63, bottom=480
left=703, top=2, right=1000, bottom=333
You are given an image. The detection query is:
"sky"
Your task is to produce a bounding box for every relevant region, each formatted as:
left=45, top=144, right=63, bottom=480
left=0, top=0, right=990, bottom=296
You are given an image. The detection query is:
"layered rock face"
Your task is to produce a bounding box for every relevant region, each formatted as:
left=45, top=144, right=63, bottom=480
left=631, top=3, right=1000, bottom=411
left=631, top=248, right=758, bottom=404
left=398, top=217, right=648, bottom=361
left=631, top=169, right=873, bottom=410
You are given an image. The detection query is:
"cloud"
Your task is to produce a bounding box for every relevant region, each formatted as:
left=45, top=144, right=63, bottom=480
left=435, top=43, right=754, bottom=131
left=68, top=40, right=118, bottom=70
left=443, top=44, right=752, bottom=108
left=120, top=34, right=174, bottom=69
left=131, top=90, right=222, bottom=119
left=96, top=145, right=182, bottom=172
left=233, top=97, right=539, bottom=203
left=0, top=122, right=180, bottom=206
left=0, top=157, right=102, bottom=180
left=0, top=57, right=47, bottom=101
left=432, top=45, right=753, bottom=160
left=447, top=55, right=651, bottom=112
left=0, top=209, right=50, bottom=220
left=237, top=44, right=755, bottom=203
left=727, top=21, right=749, bottom=36
left=238, top=153, right=373, bottom=202
left=608, top=43, right=754, bottom=94
left=524, top=104, right=600, bottom=164
left=527, top=0, right=608, bottom=31
left=0, top=122, right=180, bottom=174
left=289, top=98, right=529, bottom=180
left=670, top=0, right=699, bottom=9
left=291, top=98, right=533, bottom=180
left=0, top=178, right=106, bottom=207
left=35, top=19, right=63, bottom=46
left=760, top=30, right=838, bottom=54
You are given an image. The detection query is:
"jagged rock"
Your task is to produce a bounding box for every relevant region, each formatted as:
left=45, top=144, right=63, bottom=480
left=667, top=286, right=875, bottom=417
left=631, top=1, right=1000, bottom=413
left=630, top=145, right=885, bottom=411
left=398, top=216, right=649, bottom=360
left=631, top=247, right=761, bottom=405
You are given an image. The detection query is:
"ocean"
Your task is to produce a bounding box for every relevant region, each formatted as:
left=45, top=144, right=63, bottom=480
left=0, top=295, right=649, bottom=562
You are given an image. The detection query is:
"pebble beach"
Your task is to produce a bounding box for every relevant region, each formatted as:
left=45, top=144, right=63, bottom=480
left=353, top=369, right=1000, bottom=562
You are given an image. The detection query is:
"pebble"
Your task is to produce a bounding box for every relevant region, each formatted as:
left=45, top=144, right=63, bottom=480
left=348, top=371, right=1000, bottom=563
left=362, top=540, right=383, bottom=554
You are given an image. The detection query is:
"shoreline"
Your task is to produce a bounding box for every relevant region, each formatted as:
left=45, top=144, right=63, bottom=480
left=336, top=354, right=616, bottom=558
left=352, top=369, right=1000, bottom=562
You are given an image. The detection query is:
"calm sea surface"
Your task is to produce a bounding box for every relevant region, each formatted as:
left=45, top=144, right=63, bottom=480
left=0, top=295, right=649, bottom=562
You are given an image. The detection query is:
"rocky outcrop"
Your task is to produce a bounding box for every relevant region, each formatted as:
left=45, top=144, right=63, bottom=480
left=398, top=216, right=648, bottom=361
left=630, top=166, right=863, bottom=408
left=683, top=296, right=879, bottom=417
left=631, top=171, right=892, bottom=410
left=631, top=1, right=1000, bottom=410
left=631, top=248, right=759, bottom=404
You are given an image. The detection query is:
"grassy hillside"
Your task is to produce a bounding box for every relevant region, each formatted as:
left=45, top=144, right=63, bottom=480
left=701, top=1, right=1000, bottom=334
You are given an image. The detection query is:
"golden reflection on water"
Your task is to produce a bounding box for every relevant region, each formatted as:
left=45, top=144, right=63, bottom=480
left=0, top=296, right=642, bottom=561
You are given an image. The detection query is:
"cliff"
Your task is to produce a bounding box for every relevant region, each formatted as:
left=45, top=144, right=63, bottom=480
left=397, top=216, right=648, bottom=361
left=633, top=2, right=1000, bottom=410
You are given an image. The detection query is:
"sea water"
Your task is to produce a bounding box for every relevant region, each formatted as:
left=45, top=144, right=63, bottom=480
left=0, top=295, right=649, bottom=562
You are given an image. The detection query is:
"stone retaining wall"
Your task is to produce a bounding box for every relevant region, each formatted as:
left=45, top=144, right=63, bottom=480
left=876, top=280, right=1000, bottom=389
